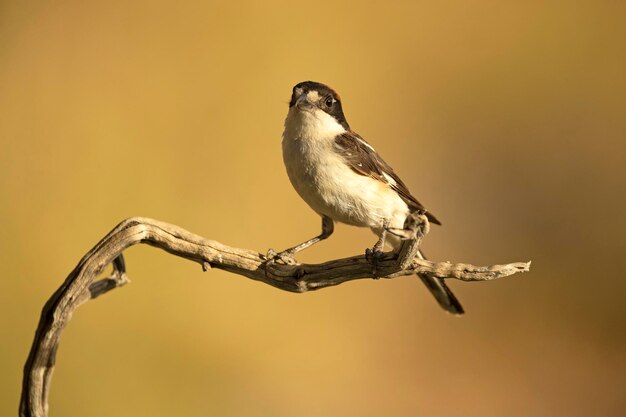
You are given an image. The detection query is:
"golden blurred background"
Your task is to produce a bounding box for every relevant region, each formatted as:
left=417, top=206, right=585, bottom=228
left=1, top=1, right=625, bottom=416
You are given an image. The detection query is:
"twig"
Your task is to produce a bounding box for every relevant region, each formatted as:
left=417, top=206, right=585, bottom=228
left=20, top=217, right=530, bottom=417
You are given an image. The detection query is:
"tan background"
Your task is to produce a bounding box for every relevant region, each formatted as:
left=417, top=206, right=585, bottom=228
left=1, top=1, right=625, bottom=416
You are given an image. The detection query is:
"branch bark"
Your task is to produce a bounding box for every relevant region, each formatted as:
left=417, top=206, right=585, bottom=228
left=20, top=217, right=530, bottom=417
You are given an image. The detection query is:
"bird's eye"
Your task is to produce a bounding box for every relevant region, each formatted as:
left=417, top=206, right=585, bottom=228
left=325, top=96, right=334, bottom=107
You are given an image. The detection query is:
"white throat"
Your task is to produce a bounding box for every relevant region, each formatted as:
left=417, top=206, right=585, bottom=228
left=283, top=106, right=347, bottom=142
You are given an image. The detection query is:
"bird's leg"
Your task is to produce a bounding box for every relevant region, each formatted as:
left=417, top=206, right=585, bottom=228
left=366, top=219, right=390, bottom=276
left=267, top=215, right=334, bottom=265
left=387, top=210, right=430, bottom=240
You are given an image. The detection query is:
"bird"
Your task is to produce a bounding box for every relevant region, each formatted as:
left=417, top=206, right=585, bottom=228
left=274, top=80, right=463, bottom=315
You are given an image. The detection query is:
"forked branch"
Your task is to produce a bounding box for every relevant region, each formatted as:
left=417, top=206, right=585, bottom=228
left=20, top=216, right=530, bottom=417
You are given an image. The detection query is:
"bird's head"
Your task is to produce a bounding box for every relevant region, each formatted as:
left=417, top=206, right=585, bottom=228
left=284, top=81, right=350, bottom=138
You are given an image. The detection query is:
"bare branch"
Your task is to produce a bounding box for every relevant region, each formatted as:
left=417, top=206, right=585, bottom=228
left=20, top=217, right=530, bottom=417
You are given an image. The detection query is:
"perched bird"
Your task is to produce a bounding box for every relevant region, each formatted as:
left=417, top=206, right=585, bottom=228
left=275, top=81, right=463, bottom=315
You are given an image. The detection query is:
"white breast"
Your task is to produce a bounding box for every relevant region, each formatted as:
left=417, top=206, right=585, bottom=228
left=281, top=107, right=410, bottom=237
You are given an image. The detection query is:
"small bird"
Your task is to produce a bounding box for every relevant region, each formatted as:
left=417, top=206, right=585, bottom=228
left=275, top=81, right=463, bottom=315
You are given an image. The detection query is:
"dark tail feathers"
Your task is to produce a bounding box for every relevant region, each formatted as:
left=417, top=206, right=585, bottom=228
left=417, top=250, right=464, bottom=315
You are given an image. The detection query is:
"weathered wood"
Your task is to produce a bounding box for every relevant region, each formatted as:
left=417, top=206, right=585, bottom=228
left=20, top=217, right=530, bottom=417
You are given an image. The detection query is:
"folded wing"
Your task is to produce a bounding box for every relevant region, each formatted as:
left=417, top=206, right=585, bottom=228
left=333, top=131, right=441, bottom=225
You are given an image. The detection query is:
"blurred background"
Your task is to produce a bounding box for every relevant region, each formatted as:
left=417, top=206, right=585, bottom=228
left=1, top=1, right=624, bottom=416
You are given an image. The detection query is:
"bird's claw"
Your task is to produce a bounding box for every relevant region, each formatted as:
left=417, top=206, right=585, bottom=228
left=365, top=247, right=384, bottom=278
left=386, top=212, right=430, bottom=240
left=266, top=248, right=299, bottom=265
left=386, top=226, right=415, bottom=240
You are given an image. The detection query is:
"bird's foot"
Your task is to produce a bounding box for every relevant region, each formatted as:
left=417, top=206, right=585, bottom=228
left=386, top=212, right=430, bottom=240
left=266, top=248, right=299, bottom=265
left=386, top=226, right=415, bottom=240
left=365, top=247, right=385, bottom=278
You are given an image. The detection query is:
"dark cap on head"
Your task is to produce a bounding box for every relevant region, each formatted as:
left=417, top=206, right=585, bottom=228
left=289, top=81, right=350, bottom=130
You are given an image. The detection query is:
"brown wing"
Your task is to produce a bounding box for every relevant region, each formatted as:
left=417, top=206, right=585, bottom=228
left=334, top=131, right=441, bottom=225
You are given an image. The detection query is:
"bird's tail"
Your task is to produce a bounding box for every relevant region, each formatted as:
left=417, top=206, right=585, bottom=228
left=416, top=249, right=464, bottom=315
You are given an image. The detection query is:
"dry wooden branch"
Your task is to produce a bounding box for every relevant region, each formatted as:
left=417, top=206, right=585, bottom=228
left=20, top=217, right=530, bottom=417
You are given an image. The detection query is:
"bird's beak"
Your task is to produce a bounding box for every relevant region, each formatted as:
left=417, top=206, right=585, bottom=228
left=295, top=95, right=315, bottom=112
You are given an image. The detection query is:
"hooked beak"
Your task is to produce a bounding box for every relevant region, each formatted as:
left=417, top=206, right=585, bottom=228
left=295, top=95, right=315, bottom=112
